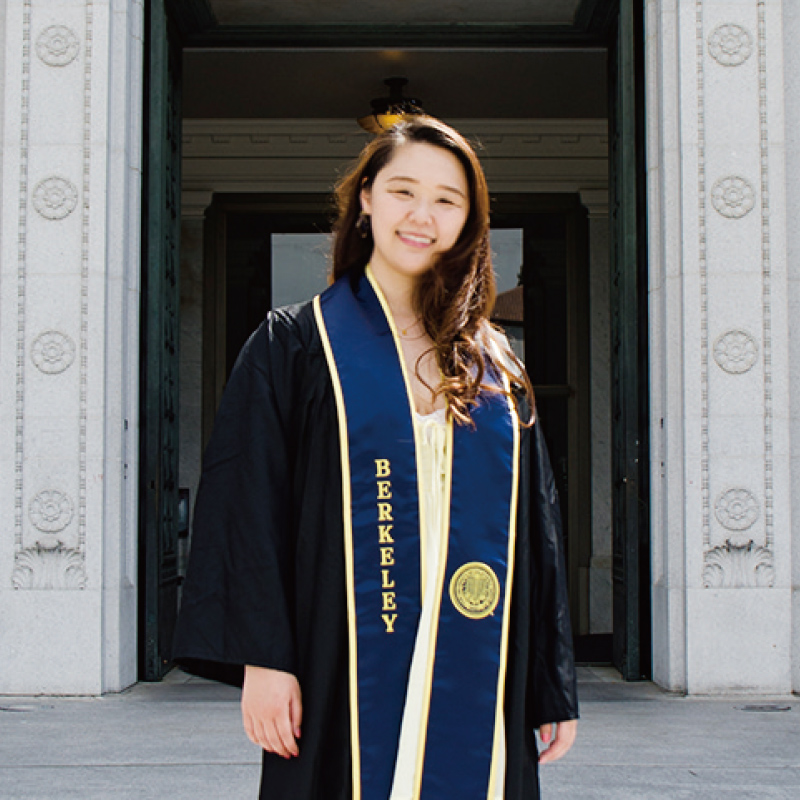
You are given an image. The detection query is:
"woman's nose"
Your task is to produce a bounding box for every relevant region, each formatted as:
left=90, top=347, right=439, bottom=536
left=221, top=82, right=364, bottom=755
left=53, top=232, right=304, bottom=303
left=407, top=198, right=434, bottom=224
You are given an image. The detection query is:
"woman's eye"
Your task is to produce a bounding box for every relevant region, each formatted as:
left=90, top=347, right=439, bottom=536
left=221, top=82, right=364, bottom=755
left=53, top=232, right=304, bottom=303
left=393, top=188, right=412, bottom=197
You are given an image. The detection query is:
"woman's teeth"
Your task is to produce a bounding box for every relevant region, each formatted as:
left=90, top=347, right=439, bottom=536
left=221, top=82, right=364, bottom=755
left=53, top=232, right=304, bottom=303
left=400, top=232, right=434, bottom=244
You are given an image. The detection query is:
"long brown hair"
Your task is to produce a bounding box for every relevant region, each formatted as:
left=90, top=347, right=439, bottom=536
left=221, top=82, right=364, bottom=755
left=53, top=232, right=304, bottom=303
left=331, top=116, right=533, bottom=425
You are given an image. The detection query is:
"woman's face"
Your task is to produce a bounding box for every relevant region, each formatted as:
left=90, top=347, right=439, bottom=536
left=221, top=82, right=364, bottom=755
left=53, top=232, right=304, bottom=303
left=360, top=142, right=470, bottom=285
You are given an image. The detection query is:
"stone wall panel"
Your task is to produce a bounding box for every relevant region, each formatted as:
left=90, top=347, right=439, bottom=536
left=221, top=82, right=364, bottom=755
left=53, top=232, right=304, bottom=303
left=647, top=0, right=793, bottom=691
left=0, top=0, right=143, bottom=693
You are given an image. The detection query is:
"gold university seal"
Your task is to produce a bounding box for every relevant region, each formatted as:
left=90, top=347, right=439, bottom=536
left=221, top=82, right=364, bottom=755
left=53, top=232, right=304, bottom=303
left=449, top=562, right=500, bottom=619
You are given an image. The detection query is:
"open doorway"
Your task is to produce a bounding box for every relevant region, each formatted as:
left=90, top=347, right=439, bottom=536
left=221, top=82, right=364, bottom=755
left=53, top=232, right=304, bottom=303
left=140, top=0, right=650, bottom=681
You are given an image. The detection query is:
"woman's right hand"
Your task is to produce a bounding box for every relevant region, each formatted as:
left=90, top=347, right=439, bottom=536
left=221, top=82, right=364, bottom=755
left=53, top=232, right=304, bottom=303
left=242, top=665, right=303, bottom=758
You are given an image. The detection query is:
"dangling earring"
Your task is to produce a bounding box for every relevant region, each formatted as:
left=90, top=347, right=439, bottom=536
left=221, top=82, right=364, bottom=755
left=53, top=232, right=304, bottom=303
left=356, top=212, right=371, bottom=239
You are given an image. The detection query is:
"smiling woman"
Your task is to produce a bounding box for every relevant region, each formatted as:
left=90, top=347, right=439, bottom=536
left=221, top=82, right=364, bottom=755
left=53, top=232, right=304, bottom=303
left=361, top=143, right=470, bottom=286
left=173, top=117, right=578, bottom=800
left=330, top=117, right=516, bottom=427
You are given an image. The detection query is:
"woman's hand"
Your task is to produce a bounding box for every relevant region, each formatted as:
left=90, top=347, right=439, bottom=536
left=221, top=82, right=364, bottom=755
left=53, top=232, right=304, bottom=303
left=537, top=719, right=578, bottom=764
left=242, top=665, right=303, bottom=758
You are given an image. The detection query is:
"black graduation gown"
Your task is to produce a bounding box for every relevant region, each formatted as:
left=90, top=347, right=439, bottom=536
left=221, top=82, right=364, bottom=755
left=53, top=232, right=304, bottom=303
left=173, top=300, right=578, bottom=800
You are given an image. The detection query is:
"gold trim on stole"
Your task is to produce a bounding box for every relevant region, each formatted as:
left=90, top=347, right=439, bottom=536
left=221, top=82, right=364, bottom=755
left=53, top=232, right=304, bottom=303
left=312, top=295, right=362, bottom=800
left=365, top=266, right=429, bottom=600
left=412, top=419, right=453, bottom=799
left=486, top=387, right=520, bottom=799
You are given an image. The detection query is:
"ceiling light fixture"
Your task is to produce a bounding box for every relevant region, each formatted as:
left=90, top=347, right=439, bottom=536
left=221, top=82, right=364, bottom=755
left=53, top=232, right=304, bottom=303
left=357, top=77, right=424, bottom=135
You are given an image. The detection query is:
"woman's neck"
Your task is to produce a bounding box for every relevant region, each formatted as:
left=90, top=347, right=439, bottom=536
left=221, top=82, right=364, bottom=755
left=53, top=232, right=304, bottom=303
left=367, top=262, right=418, bottom=323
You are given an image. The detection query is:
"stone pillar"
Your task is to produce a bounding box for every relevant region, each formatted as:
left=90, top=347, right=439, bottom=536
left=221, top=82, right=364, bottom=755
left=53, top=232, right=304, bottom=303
left=581, top=189, right=613, bottom=634
left=646, top=0, right=792, bottom=692
left=0, top=0, right=144, bottom=694
left=783, top=1, right=800, bottom=694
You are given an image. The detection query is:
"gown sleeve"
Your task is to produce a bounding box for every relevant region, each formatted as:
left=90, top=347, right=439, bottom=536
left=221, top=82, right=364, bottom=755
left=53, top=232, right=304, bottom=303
left=172, top=310, right=302, bottom=686
left=525, top=412, right=580, bottom=727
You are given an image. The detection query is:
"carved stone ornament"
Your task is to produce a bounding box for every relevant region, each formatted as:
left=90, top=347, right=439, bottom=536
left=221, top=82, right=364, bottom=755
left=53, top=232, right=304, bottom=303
left=33, top=177, right=78, bottom=220
left=31, top=330, right=76, bottom=374
left=711, top=176, right=755, bottom=219
left=36, top=25, right=80, bottom=67
left=703, top=540, right=774, bottom=588
left=707, top=24, right=754, bottom=67
left=713, top=330, right=758, bottom=374
left=29, top=490, right=74, bottom=533
left=12, top=544, right=86, bottom=590
left=714, top=488, right=759, bottom=532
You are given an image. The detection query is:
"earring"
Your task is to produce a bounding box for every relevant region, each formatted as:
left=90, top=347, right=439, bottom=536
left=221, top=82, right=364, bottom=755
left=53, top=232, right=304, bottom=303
left=356, top=212, right=371, bottom=239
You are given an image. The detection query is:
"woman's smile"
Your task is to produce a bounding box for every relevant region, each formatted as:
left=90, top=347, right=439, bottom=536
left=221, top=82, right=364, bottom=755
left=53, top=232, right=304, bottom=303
left=397, top=231, right=437, bottom=247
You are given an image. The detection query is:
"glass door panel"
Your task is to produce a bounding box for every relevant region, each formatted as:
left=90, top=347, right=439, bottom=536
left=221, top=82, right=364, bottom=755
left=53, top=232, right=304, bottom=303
left=490, top=198, right=590, bottom=642
left=271, top=233, right=331, bottom=307
left=223, top=211, right=330, bottom=380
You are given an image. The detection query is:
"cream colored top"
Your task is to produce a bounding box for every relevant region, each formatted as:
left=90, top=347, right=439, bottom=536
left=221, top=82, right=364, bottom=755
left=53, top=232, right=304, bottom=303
left=389, top=409, right=505, bottom=800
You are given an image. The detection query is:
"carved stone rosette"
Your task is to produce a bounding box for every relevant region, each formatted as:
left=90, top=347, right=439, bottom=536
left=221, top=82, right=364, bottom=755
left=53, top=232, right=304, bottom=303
left=35, top=25, right=80, bottom=67
left=31, top=331, right=76, bottom=374
left=32, top=176, right=78, bottom=220
left=714, top=488, right=759, bottom=533
left=707, top=24, right=753, bottom=67
left=29, top=490, right=74, bottom=534
left=713, top=330, right=758, bottom=374
left=710, top=176, right=755, bottom=219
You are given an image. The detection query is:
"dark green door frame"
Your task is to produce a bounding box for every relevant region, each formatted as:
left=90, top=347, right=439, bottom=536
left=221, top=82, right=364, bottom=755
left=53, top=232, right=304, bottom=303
left=139, top=0, right=183, bottom=681
left=609, top=0, right=651, bottom=681
left=167, top=0, right=617, bottom=48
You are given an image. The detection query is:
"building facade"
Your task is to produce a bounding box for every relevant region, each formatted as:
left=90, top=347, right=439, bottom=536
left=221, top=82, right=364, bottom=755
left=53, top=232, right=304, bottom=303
left=0, top=0, right=797, bottom=695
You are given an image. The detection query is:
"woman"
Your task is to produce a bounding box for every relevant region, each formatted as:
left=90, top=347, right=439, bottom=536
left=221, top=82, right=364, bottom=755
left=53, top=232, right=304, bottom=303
left=174, top=116, right=578, bottom=799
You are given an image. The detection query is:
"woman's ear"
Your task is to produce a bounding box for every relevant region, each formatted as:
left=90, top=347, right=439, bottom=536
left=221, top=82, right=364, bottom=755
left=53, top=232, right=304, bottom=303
left=360, top=185, right=372, bottom=215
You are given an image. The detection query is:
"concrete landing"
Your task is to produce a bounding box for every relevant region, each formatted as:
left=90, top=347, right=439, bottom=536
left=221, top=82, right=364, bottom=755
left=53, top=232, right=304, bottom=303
left=1, top=666, right=797, bottom=798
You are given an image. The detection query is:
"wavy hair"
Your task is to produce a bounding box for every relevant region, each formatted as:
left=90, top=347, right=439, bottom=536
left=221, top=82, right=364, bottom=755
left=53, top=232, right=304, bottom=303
left=331, top=116, right=533, bottom=426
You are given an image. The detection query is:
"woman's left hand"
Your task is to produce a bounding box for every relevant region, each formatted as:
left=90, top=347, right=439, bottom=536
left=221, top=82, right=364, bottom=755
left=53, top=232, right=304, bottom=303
left=537, top=719, right=578, bottom=764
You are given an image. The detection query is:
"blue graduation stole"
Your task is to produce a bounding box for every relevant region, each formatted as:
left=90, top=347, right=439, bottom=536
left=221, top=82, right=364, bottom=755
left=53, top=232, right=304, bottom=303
left=313, top=268, right=519, bottom=800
